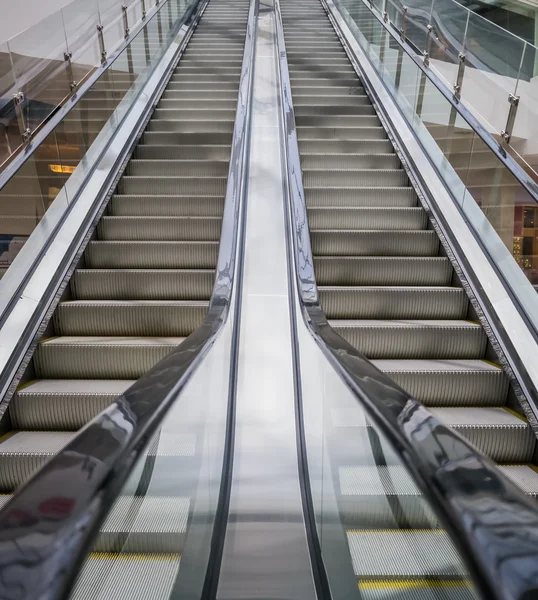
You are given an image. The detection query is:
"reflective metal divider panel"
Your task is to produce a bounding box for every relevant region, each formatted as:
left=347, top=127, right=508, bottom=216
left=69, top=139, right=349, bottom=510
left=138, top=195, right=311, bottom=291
left=215, top=1, right=318, bottom=598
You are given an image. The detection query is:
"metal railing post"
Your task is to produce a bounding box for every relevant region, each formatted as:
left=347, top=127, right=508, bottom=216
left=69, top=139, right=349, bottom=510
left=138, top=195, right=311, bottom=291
left=64, top=51, right=77, bottom=91
left=501, top=93, right=520, bottom=143
left=12, top=92, right=30, bottom=143
left=122, top=4, right=130, bottom=38
left=453, top=52, right=465, bottom=99
left=97, top=24, right=107, bottom=63
left=400, top=6, right=408, bottom=40
left=141, top=0, right=146, bottom=19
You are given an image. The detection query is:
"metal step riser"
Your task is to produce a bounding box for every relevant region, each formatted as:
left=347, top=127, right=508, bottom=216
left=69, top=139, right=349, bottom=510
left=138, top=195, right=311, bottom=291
left=333, top=325, right=487, bottom=360
left=294, top=96, right=370, bottom=106
left=298, top=127, right=386, bottom=140
left=381, top=370, right=509, bottom=408
left=98, top=217, right=222, bottom=241
left=9, top=394, right=121, bottom=430
left=141, top=132, right=232, bottom=145
left=71, top=271, right=215, bottom=300
left=162, top=82, right=239, bottom=91
left=34, top=345, right=178, bottom=380
left=320, top=289, right=468, bottom=320
left=295, top=105, right=375, bottom=116
left=303, top=171, right=408, bottom=188
left=147, top=120, right=234, bottom=133
left=92, top=531, right=186, bottom=554
left=338, top=496, right=440, bottom=530
left=157, top=99, right=238, bottom=110
left=84, top=242, right=218, bottom=269
left=296, top=115, right=380, bottom=127
left=109, top=196, right=225, bottom=216
left=314, top=258, right=452, bottom=286
left=161, top=90, right=239, bottom=100
left=126, top=160, right=229, bottom=176
left=301, top=154, right=399, bottom=169
left=308, top=208, right=426, bottom=230
left=152, top=109, right=236, bottom=121
left=310, top=231, right=438, bottom=256
left=55, top=304, right=207, bottom=337
left=299, top=140, right=394, bottom=155
left=118, top=177, right=227, bottom=196
left=134, top=145, right=230, bottom=160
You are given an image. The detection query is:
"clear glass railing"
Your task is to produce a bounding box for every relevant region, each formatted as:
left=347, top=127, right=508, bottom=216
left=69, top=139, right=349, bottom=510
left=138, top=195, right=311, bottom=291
left=0, top=0, right=192, bottom=286
left=336, top=0, right=538, bottom=329
left=339, top=0, right=538, bottom=182
left=0, top=0, right=166, bottom=169
left=295, top=312, right=481, bottom=599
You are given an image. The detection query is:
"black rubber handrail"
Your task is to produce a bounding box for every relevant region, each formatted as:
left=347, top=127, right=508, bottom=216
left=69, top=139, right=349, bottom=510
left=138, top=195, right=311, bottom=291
left=0, top=0, right=256, bottom=597
left=275, top=4, right=538, bottom=600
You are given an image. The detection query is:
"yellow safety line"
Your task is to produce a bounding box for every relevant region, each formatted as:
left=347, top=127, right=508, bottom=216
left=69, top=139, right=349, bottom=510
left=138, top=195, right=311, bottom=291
left=502, top=406, right=528, bottom=422
left=0, top=431, right=16, bottom=444
left=89, top=553, right=181, bottom=560
left=15, top=379, right=38, bottom=391
left=347, top=529, right=446, bottom=534
left=358, top=580, right=472, bottom=590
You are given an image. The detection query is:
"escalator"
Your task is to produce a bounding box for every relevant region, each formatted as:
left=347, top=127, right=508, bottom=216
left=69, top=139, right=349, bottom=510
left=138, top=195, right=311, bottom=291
left=0, top=0, right=249, bottom=591
left=280, top=0, right=538, bottom=594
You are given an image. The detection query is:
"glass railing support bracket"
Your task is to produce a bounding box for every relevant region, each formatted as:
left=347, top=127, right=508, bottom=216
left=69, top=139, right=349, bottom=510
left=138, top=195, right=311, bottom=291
left=453, top=52, right=465, bottom=99
left=12, top=92, right=31, bottom=144
left=400, top=6, right=408, bottom=40
left=501, top=93, right=520, bottom=143
left=64, top=51, right=77, bottom=91
left=141, top=0, right=147, bottom=19
left=97, top=24, right=107, bottom=63
left=122, top=5, right=130, bottom=38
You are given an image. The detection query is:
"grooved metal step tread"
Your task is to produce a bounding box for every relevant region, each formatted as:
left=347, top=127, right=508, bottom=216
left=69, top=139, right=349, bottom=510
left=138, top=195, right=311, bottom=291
left=118, top=175, right=228, bottom=196
left=347, top=530, right=467, bottom=579
left=109, top=195, right=225, bottom=216
left=126, top=159, right=229, bottom=176
left=94, top=496, right=189, bottom=553
left=307, top=207, right=425, bottom=230
left=372, top=359, right=509, bottom=407
left=300, top=153, right=399, bottom=168
left=338, top=465, right=439, bottom=529
left=84, top=241, right=219, bottom=269
left=55, top=301, right=208, bottom=336
left=305, top=185, right=416, bottom=207
left=430, top=407, right=534, bottom=462
left=302, top=169, right=407, bottom=187
left=35, top=337, right=186, bottom=380
left=319, top=286, right=468, bottom=320
left=329, top=320, right=486, bottom=359
left=314, top=256, right=452, bottom=286
left=310, top=230, right=438, bottom=256
left=71, top=270, right=215, bottom=300
left=11, top=379, right=134, bottom=429
left=71, top=554, right=181, bottom=600
left=97, top=216, right=222, bottom=241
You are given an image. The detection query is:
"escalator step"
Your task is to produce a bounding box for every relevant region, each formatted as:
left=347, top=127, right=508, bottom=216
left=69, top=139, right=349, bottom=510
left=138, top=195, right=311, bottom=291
left=11, top=380, right=133, bottom=429
left=34, top=337, right=184, bottom=379
left=319, top=287, right=468, bottom=320
left=330, top=320, right=486, bottom=359
left=97, top=216, right=223, bottom=241
left=55, top=301, right=208, bottom=336
left=373, top=360, right=509, bottom=407
left=307, top=207, right=426, bottom=230
left=71, top=270, right=215, bottom=300
left=314, top=257, right=452, bottom=286
left=109, top=195, right=225, bottom=216
left=305, top=185, right=417, bottom=207
left=84, top=241, right=219, bottom=269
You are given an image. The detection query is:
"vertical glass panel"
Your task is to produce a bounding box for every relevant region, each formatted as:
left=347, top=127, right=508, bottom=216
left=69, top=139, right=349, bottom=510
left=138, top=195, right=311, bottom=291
left=127, top=0, right=145, bottom=32
left=97, top=0, right=126, bottom=57
left=0, top=41, right=20, bottom=166
left=62, top=0, right=101, bottom=79
left=7, top=11, right=71, bottom=133
left=296, top=322, right=480, bottom=600
left=428, top=0, right=467, bottom=87
left=405, top=0, right=433, bottom=53
left=0, top=130, right=62, bottom=277
left=511, top=43, right=538, bottom=177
